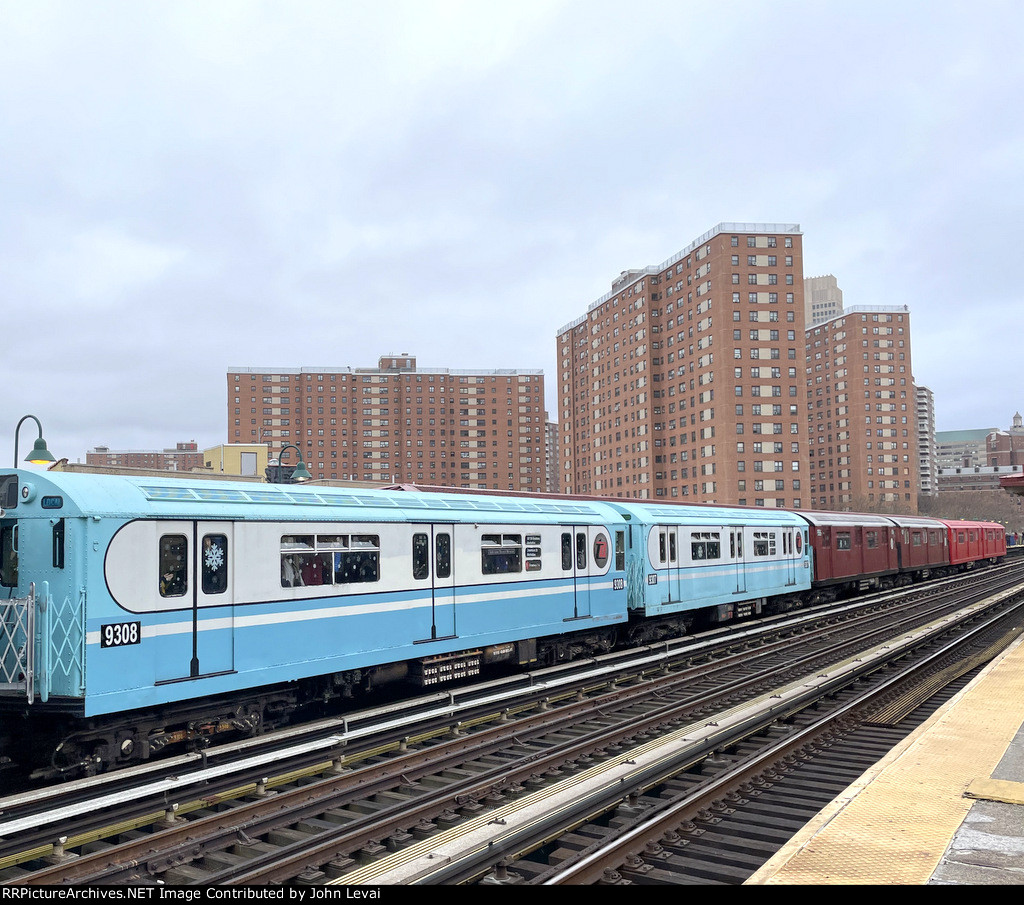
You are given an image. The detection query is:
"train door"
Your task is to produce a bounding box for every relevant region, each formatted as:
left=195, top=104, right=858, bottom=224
left=157, top=521, right=235, bottom=682
left=729, top=526, right=747, bottom=594
left=653, top=526, right=682, bottom=604
left=563, top=527, right=598, bottom=618
left=784, top=528, right=799, bottom=586
left=415, top=525, right=456, bottom=641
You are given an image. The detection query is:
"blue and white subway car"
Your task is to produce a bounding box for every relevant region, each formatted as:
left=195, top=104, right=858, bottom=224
left=0, top=469, right=628, bottom=772
left=609, top=502, right=812, bottom=640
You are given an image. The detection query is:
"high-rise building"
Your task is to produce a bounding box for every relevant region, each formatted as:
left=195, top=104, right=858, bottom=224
left=915, top=385, right=936, bottom=497
left=557, top=222, right=808, bottom=506
left=544, top=418, right=560, bottom=493
left=805, top=306, right=918, bottom=510
left=227, top=355, right=547, bottom=489
left=804, top=274, right=844, bottom=325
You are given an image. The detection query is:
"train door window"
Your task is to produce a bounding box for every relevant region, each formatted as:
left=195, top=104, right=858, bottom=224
left=866, top=531, right=877, bottom=549
left=201, top=534, right=228, bottom=594
left=576, top=532, right=587, bottom=569
left=658, top=530, right=667, bottom=563
left=435, top=532, right=452, bottom=579
left=668, top=532, right=677, bottom=563
left=912, top=531, right=922, bottom=546
left=0, top=523, right=17, bottom=587
left=615, top=531, right=625, bottom=570
left=836, top=532, right=851, bottom=551
left=561, top=533, right=573, bottom=570
left=412, top=533, right=429, bottom=580
left=957, top=531, right=966, bottom=544
left=482, top=534, right=522, bottom=575
left=969, top=530, right=978, bottom=542
left=52, top=519, right=65, bottom=570
left=159, top=535, right=188, bottom=598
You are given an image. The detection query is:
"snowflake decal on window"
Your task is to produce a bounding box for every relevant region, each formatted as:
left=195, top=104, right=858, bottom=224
left=204, top=543, right=224, bottom=571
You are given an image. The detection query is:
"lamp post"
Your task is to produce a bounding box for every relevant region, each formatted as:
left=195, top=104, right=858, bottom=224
left=14, top=415, right=55, bottom=468
left=274, top=444, right=312, bottom=484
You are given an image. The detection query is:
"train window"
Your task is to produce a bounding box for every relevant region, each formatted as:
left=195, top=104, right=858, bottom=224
left=412, top=533, right=429, bottom=580
left=576, top=532, right=587, bottom=569
left=866, top=531, right=877, bottom=549
left=691, top=532, right=721, bottom=560
left=281, top=534, right=380, bottom=587
left=52, top=519, right=65, bottom=570
left=669, top=532, right=677, bottom=562
left=753, top=531, right=774, bottom=556
left=435, top=533, right=452, bottom=579
left=615, top=531, right=625, bottom=570
left=159, top=535, right=188, bottom=598
left=0, top=523, right=16, bottom=587
left=0, top=475, right=18, bottom=510
left=337, top=536, right=380, bottom=584
left=836, top=533, right=851, bottom=551
left=482, top=534, right=522, bottom=575
left=658, top=531, right=667, bottom=563
left=957, top=531, right=966, bottom=544
left=282, top=535, right=315, bottom=550
left=912, top=531, right=922, bottom=546
left=561, top=533, right=573, bottom=570
left=202, top=534, right=228, bottom=594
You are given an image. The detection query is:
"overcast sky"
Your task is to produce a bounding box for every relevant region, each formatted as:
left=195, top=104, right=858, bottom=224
left=2, top=0, right=1022, bottom=466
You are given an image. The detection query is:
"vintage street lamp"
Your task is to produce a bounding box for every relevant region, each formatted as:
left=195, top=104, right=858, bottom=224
left=14, top=415, right=55, bottom=467
left=276, top=444, right=312, bottom=483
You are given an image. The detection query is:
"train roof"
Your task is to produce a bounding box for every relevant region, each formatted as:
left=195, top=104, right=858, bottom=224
left=605, top=500, right=807, bottom=527
left=2, top=469, right=620, bottom=525
left=793, top=510, right=898, bottom=528
left=936, top=519, right=1005, bottom=531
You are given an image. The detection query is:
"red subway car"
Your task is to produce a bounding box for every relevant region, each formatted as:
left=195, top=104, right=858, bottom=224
left=797, top=511, right=899, bottom=596
left=941, top=520, right=1007, bottom=567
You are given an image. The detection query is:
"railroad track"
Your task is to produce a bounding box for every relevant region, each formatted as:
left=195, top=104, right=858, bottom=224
left=3, top=566, right=1023, bottom=885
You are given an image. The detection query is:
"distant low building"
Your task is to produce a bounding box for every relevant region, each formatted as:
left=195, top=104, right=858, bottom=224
left=936, top=463, right=1024, bottom=493
left=87, top=441, right=205, bottom=472
left=935, top=429, right=992, bottom=471
left=203, top=443, right=269, bottom=478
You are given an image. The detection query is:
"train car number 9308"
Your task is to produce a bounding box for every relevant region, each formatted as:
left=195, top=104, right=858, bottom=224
left=101, top=622, right=142, bottom=648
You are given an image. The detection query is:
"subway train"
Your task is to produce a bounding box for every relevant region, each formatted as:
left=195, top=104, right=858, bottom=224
left=0, top=468, right=1006, bottom=778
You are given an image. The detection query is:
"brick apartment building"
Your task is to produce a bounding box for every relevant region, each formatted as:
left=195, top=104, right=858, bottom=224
left=805, top=306, right=918, bottom=509
left=556, top=222, right=808, bottom=506
left=228, top=355, right=547, bottom=489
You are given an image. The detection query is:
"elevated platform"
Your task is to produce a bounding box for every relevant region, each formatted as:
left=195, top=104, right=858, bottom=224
left=747, top=633, right=1024, bottom=885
